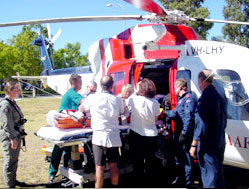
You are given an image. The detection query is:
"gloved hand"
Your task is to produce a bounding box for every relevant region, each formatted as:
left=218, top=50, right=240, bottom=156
left=178, top=132, right=186, bottom=144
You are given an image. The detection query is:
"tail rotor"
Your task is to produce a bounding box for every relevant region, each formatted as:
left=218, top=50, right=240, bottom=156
left=46, top=23, right=62, bottom=49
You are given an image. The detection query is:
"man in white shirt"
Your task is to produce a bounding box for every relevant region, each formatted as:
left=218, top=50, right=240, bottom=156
left=81, top=75, right=125, bottom=188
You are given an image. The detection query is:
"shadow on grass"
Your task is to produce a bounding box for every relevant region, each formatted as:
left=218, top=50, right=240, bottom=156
left=22, top=177, right=92, bottom=188
left=19, top=180, right=71, bottom=188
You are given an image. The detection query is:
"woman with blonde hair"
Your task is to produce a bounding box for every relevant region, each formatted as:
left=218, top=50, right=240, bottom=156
left=0, top=80, right=26, bottom=187
left=126, top=78, right=160, bottom=185
left=118, top=84, right=133, bottom=100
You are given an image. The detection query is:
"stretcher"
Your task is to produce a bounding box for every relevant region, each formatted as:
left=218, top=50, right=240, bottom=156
left=35, top=126, right=93, bottom=146
left=35, top=125, right=132, bottom=186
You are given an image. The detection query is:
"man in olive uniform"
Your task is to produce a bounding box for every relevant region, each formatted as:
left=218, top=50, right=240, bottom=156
left=0, top=81, right=26, bottom=187
left=48, top=74, right=84, bottom=183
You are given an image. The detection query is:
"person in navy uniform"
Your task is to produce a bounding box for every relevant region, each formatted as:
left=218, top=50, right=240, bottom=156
left=190, top=69, right=227, bottom=188
left=166, top=78, right=197, bottom=187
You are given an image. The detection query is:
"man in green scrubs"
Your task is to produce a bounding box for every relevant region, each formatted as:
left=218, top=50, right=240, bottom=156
left=48, top=74, right=83, bottom=183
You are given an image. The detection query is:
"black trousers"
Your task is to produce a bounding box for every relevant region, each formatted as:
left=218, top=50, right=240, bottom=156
left=129, top=130, right=157, bottom=181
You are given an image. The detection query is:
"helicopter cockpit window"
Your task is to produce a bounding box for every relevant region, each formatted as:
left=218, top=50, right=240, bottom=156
left=213, top=69, right=249, bottom=121
left=176, top=70, right=191, bottom=90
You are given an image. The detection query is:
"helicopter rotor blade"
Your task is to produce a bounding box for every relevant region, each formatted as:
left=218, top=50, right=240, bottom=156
left=190, top=17, right=249, bottom=26
left=0, top=15, right=144, bottom=27
left=46, top=23, right=52, bottom=40
left=123, top=0, right=166, bottom=16
left=51, top=28, right=62, bottom=44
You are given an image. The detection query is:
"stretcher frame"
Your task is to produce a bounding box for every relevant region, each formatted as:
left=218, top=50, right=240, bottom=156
left=36, top=126, right=132, bottom=186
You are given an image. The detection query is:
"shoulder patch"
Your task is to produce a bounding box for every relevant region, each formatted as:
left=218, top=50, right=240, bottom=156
left=186, top=94, right=191, bottom=98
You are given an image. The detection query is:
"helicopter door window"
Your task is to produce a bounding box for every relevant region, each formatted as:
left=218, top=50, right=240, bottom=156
left=213, top=69, right=249, bottom=121
left=124, top=44, right=132, bottom=59
left=110, top=72, right=125, bottom=95
left=176, top=70, right=191, bottom=90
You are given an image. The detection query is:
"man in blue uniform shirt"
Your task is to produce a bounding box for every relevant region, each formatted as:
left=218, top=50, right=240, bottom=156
left=166, top=78, right=197, bottom=187
left=49, top=74, right=84, bottom=183
left=190, top=69, right=227, bottom=188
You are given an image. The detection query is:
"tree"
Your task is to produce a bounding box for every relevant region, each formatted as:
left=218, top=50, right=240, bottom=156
left=211, top=36, right=225, bottom=42
left=223, top=0, right=249, bottom=47
left=9, top=26, right=41, bottom=76
left=0, top=25, right=42, bottom=80
left=53, top=42, right=88, bottom=69
left=0, top=24, right=89, bottom=80
left=158, top=0, right=213, bottom=39
left=0, top=41, right=16, bottom=80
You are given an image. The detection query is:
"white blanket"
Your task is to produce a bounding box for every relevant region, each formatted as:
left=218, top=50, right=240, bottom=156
left=36, top=126, right=93, bottom=141
left=36, top=125, right=129, bottom=141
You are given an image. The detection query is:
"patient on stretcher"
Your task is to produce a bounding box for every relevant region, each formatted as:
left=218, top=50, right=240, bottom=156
left=46, top=109, right=90, bottom=129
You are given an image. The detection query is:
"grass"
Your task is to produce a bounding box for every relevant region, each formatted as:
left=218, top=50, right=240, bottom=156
left=0, top=97, right=61, bottom=187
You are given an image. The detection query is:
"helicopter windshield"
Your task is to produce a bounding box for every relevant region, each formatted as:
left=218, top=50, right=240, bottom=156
left=213, top=69, right=249, bottom=121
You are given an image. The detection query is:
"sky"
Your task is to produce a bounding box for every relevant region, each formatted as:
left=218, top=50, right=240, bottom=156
left=0, top=0, right=225, bottom=54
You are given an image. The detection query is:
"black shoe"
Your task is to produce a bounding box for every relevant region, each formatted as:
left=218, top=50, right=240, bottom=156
left=15, top=180, right=27, bottom=187
left=48, top=175, right=55, bottom=184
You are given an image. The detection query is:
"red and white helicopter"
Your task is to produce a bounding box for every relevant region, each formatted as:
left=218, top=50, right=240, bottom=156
left=1, top=0, right=249, bottom=170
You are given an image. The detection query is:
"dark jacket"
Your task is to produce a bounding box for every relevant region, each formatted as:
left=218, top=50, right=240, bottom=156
left=193, top=85, right=227, bottom=155
left=167, top=91, right=197, bottom=141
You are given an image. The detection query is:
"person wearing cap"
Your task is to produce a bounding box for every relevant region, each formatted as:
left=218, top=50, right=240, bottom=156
left=81, top=75, right=125, bottom=188
left=48, top=74, right=84, bottom=184
left=190, top=69, right=227, bottom=188
left=166, top=78, right=197, bottom=187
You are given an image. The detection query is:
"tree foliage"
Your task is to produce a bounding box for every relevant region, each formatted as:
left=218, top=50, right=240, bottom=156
left=223, top=0, right=249, bottom=47
left=53, top=42, right=88, bottom=69
left=0, top=25, right=89, bottom=80
left=0, top=26, right=41, bottom=80
left=158, top=0, right=213, bottom=39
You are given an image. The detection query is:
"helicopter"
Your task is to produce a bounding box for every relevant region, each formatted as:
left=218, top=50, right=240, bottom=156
left=1, top=0, right=249, bottom=170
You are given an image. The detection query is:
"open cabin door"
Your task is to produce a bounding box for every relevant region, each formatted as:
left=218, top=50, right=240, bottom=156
left=132, top=63, right=144, bottom=90
left=169, top=59, right=178, bottom=132
left=107, top=61, right=134, bottom=95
